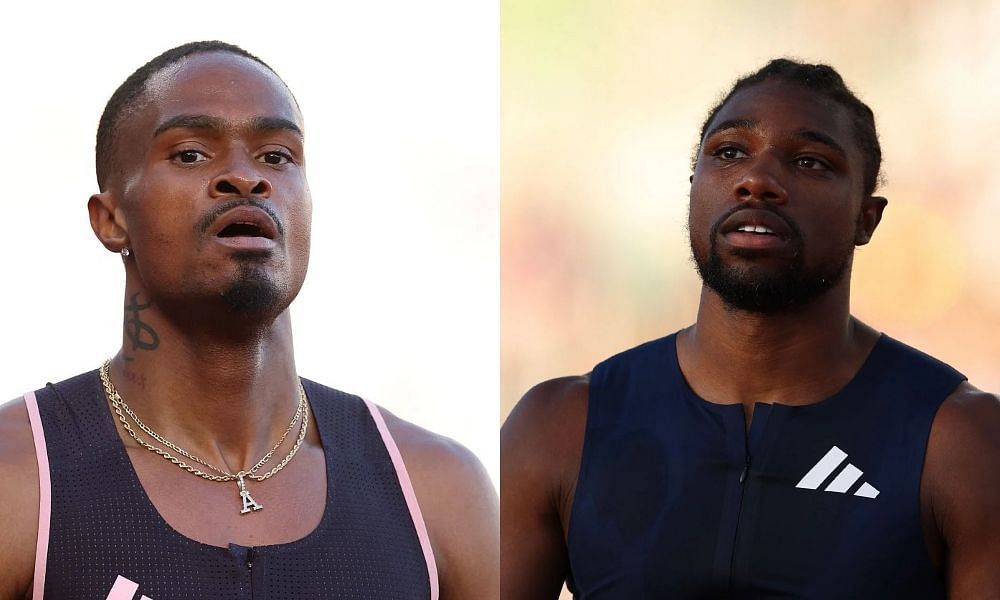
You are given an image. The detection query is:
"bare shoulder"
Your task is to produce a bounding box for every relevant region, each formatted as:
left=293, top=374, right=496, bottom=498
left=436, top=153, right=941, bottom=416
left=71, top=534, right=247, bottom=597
left=378, top=407, right=495, bottom=499
left=937, top=380, right=1000, bottom=417
left=499, top=376, right=590, bottom=599
left=501, top=375, right=590, bottom=490
left=925, top=380, right=1000, bottom=494
left=927, top=381, right=1000, bottom=464
left=377, top=407, right=498, bottom=600
left=502, top=375, right=590, bottom=442
left=923, top=381, right=1000, bottom=596
left=0, top=397, right=41, bottom=599
left=502, top=374, right=590, bottom=538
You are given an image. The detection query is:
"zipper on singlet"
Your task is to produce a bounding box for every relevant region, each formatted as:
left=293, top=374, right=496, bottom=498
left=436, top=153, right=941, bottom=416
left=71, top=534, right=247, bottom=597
left=246, top=547, right=257, bottom=599
left=730, top=433, right=752, bottom=591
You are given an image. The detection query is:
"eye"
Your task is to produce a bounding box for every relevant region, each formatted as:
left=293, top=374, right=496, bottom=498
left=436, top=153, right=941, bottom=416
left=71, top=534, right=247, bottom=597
left=795, top=156, right=830, bottom=171
left=712, top=146, right=748, bottom=160
left=171, top=149, right=208, bottom=164
left=259, top=151, right=293, bottom=166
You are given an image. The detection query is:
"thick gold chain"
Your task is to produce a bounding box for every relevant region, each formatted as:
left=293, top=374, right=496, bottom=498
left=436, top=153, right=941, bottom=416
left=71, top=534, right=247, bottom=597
left=99, top=359, right=309, bottom=483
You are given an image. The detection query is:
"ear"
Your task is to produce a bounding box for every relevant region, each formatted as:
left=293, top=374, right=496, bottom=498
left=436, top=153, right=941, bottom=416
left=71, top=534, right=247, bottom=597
left=88, top=192, right=130, bottom=253
left=855, top=195, right=887, bottom=246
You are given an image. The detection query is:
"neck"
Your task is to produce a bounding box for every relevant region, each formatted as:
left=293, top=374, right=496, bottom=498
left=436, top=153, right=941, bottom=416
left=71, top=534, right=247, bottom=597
left=109, top=289, right=301, bottom=473
left=677, top=278, right=879, bottom=408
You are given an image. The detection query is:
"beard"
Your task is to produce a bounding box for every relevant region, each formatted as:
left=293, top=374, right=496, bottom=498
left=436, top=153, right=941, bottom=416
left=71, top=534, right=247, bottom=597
left=691, top=208, right=853, bottom=313
left=220, top=260, right=285, bottom=315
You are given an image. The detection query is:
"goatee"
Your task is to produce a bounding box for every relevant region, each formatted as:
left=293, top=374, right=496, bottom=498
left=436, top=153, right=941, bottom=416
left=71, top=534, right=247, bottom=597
left=221, top=263, right=284, bottom=315
left=691, top=208, right=851, bottom=313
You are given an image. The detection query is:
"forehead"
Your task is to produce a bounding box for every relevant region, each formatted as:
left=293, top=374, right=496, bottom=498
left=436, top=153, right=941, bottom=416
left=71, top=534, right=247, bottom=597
left=704, top=79, right=854, bottom=149
left=134, top=52, right=303, bottom=137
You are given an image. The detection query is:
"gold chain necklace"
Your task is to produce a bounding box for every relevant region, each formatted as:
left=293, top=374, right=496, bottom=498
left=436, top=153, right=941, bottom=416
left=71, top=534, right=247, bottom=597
left=99, top=359, right=309, bottom=515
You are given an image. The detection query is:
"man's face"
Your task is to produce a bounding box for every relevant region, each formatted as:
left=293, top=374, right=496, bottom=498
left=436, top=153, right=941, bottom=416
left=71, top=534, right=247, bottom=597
left=689, top=80, right=870, bottom=312
left=109, top=52, right=311, bottom=317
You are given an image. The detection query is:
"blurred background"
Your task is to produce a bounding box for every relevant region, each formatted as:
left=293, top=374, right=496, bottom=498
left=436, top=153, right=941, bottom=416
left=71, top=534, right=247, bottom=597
left=1, top=1, right=498, bottom=487
left=502, top=4, right=998, bottom=594
left=503, top=0, right=1000, bottom=414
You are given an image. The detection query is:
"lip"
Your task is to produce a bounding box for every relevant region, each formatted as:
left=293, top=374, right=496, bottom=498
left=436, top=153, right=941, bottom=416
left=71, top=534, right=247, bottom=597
left=208, top=206, right=280, bottom=243
left=718, top=208, right=794, bottom=251
left=212, top=235, right=278, bottom=250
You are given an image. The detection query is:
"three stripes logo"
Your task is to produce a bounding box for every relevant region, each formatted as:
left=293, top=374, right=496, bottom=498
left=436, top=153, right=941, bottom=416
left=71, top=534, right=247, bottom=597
left=795, top=445, right=879, bottom=499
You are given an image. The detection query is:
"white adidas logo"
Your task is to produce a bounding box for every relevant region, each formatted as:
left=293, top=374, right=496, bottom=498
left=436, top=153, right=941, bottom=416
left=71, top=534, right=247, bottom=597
left=795, top=445, right=879, bottom=499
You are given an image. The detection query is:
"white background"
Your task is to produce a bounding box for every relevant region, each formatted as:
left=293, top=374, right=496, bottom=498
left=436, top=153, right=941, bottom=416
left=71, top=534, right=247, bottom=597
left=1, top=1, right=499, bottom=487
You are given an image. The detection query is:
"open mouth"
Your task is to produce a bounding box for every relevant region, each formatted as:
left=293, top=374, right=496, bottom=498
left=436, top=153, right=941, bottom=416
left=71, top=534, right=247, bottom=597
left=734, top=224, right=777, bottom=236
left=209, top=206, right=280, bottom=239
left=719, top=208, right=792, bottom=240
left=717, top=208, right=795, bottom=251
left=208, top=206, right=281, bottom=251
left=217, top=222, right=271, bottom=239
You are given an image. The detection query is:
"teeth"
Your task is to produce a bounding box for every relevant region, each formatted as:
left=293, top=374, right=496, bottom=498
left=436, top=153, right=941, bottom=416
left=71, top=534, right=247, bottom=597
left=737, top=225, right=774, bottom=234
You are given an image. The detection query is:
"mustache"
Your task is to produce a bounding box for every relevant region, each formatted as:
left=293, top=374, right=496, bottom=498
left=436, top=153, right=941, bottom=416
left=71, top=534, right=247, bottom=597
left=196, top=197, right=285, bottom=238
left=709, top=203, right=802, bottom=242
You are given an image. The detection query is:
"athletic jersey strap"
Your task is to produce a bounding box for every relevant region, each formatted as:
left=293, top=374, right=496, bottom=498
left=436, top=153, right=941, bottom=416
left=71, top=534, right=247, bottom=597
left=30, top=370, right=434, bottom=599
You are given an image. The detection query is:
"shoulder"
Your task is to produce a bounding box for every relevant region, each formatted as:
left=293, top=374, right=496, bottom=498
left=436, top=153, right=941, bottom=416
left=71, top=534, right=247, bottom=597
left=0, top=396, right=37, bottom=464
left=502, top=375, right=590, bottom=453
left=933, top=380, right=1000, bottom=431
left=926, top=381, right=1000, bottom=472
left=922, top=381, right=1000, bottom=591
left=378, top=406, right=494, bottom=500
left=376, top=407, right=499, bottom=599
left=502, top=375, right=590, bottom=513
left=499, top=376, right=590, bottom=597
left=0, top=396, right=41, bottom=598
left=924, top=381, right=1000, bottom=496
left=304, top=379, right=496, bottom=515
left=922, top=381, right=1000, bottom=588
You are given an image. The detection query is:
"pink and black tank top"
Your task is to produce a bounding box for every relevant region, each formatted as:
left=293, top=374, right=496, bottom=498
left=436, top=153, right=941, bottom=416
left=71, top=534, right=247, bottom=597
left=23, top=370, right=439, bottom=600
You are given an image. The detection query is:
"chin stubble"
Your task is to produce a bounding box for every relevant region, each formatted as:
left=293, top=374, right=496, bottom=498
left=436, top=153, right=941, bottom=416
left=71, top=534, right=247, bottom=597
left=690, top=209, right=852, bottom=313
left=220, top=264, right=285, bottom=314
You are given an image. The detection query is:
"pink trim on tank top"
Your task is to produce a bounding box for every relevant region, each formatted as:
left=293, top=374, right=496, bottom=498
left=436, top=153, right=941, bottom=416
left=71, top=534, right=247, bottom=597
left=362, top=399, right=440, bottom=600
left=24, top=391, right=51, bottom=600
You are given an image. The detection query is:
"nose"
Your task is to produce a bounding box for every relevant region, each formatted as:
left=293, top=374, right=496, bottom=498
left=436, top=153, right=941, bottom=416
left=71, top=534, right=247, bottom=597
left=733, top=155, right=787, bottom=205
left=209, top=155, right=272, bottom=199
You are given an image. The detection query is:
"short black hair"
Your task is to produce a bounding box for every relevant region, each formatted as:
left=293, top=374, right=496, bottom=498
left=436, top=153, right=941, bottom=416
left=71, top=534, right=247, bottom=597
left=696, top=58, right=882, bottom=197
left=95, top=40, right=279, bottom=191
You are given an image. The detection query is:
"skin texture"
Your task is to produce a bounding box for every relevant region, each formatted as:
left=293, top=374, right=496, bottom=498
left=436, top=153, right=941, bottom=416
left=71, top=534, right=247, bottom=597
left=500, top=80, right=1000, bottom=599
left=0, top=51, right=497, bottom=600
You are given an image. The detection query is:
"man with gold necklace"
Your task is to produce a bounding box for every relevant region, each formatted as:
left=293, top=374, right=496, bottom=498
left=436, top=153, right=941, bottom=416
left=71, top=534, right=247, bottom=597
left=0, top=41, right=498, bottom=600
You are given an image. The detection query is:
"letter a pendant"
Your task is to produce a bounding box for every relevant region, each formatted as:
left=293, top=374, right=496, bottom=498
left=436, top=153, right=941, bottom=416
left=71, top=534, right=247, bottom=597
left=237, top=473, right=263, bottom=515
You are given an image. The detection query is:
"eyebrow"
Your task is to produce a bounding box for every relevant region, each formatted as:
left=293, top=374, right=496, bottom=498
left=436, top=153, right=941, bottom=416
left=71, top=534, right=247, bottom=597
left=703, top=118, right=847, bottom=158
left=153, top=114, right=303, bottom=139
left=702, top=118, right=759, bottom=142
left=795, top=129, right=846, bottom=158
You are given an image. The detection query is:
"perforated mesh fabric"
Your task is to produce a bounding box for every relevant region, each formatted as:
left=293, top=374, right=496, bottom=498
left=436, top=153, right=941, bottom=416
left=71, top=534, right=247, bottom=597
left=35, top=371, right=431, bottom=599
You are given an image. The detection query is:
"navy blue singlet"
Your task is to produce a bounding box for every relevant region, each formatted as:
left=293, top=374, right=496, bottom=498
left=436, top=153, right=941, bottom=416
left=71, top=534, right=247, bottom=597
left=566, top=333, right=965, bottom=599
left=26, top=370, right=437, bottom=600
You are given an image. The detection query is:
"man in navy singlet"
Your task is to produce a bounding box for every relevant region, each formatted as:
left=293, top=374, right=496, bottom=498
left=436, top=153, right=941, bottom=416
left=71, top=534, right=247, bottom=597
left=501, top=59, right=1000, bottom=598
left=0, top=42, right=498, bottom=599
